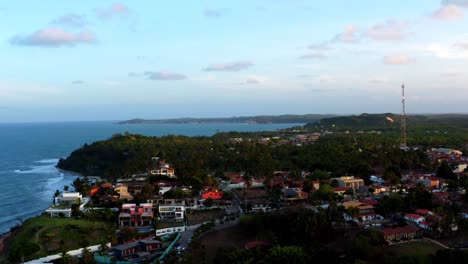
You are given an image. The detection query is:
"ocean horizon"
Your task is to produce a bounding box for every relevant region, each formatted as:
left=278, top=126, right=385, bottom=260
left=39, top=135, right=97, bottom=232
left=0, top=121, right=300, bottom=234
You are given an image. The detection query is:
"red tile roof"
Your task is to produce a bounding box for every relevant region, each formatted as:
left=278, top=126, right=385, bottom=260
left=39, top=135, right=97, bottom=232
left=405, top=213, right=424, bottom=220
left=415, top=209, right=431, bottom=215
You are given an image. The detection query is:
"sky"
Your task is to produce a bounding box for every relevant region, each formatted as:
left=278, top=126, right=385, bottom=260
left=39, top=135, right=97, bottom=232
left=1, top=0, right=468, bottom=122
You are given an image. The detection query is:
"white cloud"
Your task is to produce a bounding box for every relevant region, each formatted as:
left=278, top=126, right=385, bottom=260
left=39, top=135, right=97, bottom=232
left=425, top=42, right=468, bottom=59
left=442, top=0, right=468, bottom=7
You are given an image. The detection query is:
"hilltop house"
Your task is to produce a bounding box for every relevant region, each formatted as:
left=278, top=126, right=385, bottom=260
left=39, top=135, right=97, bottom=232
left=45, top=192, right=83, bottom=218
left=150, top=161, right=176, bottom=178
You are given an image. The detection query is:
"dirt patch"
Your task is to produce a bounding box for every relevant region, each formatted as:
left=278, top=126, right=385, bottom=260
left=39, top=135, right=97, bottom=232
left=200, top=226, right=256, bottom=264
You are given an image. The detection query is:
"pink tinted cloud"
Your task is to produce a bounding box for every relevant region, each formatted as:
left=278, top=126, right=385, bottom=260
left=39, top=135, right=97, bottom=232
left=432, top=4, right=464, bottom=20
left=334, top=25, right=359, bottom=43
left=367, top=20, right=408, bottom=41
left=10, top=27, right=96, bottom=47
left=383, top=55, right=413, bottom=65
left=96, top=2, right=130, bottom=20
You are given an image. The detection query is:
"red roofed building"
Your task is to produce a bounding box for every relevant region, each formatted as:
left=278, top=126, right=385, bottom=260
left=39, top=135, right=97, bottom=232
left=381, top=226, right=420, bottom=241
left=415, top=209, right=433, bottom=216
left=359, top=199, right=378, bottom=206
left=334, top=187, right=351, bottom=195
left=404, top=213, right=425, bottom=224
left=202, top=190, right=223, bottom=200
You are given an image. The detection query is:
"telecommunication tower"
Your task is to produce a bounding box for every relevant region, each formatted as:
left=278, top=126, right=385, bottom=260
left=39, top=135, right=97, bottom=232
left=400, top=84, right=407, bottom=150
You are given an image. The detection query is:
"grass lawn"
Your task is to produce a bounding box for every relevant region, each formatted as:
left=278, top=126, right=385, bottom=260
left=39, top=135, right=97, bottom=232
left=386, top=239, right=444, bottom=262
left=7, top=215, right=114, bottom=262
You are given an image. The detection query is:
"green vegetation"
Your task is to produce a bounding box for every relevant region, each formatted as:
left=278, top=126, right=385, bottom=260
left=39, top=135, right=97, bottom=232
left=8, top=215, right=114, bottom=262
left=306, top=113, right=468, bottom=133
left=384, top=240, right=444, bottom=264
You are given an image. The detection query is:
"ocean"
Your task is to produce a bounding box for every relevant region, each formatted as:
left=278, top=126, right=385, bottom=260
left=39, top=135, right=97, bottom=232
left=0, top=121, right=299, bottom=234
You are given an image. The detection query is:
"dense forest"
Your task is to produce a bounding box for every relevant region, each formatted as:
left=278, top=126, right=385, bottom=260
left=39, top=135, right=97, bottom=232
left=57, top=128, right=467, bottom=188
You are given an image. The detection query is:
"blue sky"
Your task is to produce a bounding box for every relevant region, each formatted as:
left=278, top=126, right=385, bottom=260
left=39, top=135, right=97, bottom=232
left=1, top=0, right=468, bottom=122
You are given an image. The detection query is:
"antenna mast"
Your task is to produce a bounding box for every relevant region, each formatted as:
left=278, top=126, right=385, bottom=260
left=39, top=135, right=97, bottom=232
left=400, top=83, right=407, bottom=150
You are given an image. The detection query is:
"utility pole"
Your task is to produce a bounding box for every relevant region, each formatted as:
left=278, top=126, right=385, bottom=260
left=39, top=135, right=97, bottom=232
left=400, top=83, right=407, bottom=150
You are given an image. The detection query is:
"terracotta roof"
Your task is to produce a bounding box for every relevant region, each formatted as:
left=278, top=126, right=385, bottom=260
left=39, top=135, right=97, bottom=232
left=334, top=187, right=351, bottom=192
left=415, top=209, right=432, bottom=215
left=359, top=199, right=378, bottom=206
left=405, top=213, right=424, bottom=219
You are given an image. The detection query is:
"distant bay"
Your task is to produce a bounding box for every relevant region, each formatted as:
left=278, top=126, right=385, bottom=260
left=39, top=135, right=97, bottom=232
left=0, top=121, right=300, bottom=234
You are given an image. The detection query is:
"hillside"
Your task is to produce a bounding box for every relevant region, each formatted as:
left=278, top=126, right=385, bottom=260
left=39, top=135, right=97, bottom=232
left=119, top=114, right=337, bottom=125
left=304, top=113, right=468, bottom=132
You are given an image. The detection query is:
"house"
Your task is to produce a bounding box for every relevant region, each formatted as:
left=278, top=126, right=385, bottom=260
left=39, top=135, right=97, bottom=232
left=150, top=161, right=176, bottom=178
left=113, top=239, right=162, bottom=260
left=335, top=176, right=365, bottom=190
left=342, top=201, right=383, bottom=222
left=158, top=203, right=184, bottom=222
left=54, top=192, right=82, bottom=205
left=45, top=192, right=83, bottom=218
left=381, top=226, right=420, bottom=241
left=280, top=188, right=307, bottom=203
left=247, top=199, right=274, bottom=213
left=370, top=175, right=384, bottom=184
left=404, top=213, right=425, bottom=225
left=333, top=187, right=351, bottom=195
left=158, top=186, right=172, bottom=195
left=114, top=183, right=134, bottom=201
left=119, top=203, right=154, bottom=227
left=415, top=209, right=433, bottom=217
left=127, top=182, right=146, bottom=195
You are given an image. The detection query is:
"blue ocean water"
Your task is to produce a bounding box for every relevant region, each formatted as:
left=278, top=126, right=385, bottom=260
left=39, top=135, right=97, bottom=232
left=0, top=121, right=299, bottom=234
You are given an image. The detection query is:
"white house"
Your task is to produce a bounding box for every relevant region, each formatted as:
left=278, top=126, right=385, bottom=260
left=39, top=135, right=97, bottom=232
left=54, top=192, right=82, bottom=205
left=158, top=204, right=185, bottom=222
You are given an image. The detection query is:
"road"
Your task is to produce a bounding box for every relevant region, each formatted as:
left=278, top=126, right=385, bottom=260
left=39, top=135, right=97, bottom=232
left=178, top=228, right=194, bottom=249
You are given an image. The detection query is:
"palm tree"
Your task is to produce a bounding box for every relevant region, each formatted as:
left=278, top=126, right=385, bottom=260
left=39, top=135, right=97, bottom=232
left=80, top=248, right=93, bottom=264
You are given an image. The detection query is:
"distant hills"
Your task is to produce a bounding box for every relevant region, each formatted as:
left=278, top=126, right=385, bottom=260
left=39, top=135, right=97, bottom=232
left=118, top=114, right=337, bottom=125
left=305, top=113, right=468, bottom=132
left=119, top=113, right=468, bottom=133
